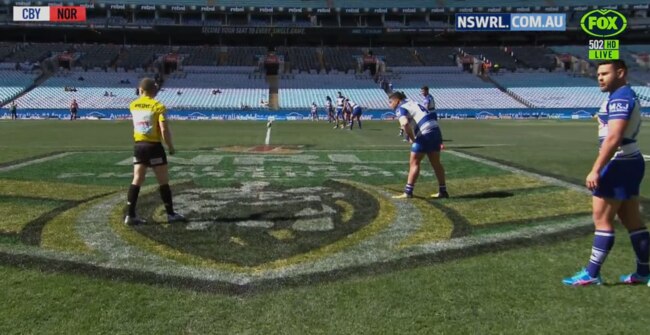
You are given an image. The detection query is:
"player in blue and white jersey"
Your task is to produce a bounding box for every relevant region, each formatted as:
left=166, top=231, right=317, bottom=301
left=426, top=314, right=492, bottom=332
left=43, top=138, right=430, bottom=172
left=346, top=98, right=363, bottom=130
left=563, top=60, right=648, bottom=286
left=388, top=91, right=448, bottom=199
left=325, top=96, right=335, bottom=123
left=334, top=92, right=345, bottom=129
left=310, top=102, right=319, bottom=121
left=421, top=86, right=436, bottom=118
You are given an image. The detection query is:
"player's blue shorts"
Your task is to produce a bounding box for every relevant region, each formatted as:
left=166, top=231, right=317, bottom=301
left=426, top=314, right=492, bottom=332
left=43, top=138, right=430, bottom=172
left=352, top=107, right=362, bottom=116
left=593, top=154, right=645, bottom=200
left=336, top=107, right=343, bottom=117
left=411, top=128, right=442, bottom=153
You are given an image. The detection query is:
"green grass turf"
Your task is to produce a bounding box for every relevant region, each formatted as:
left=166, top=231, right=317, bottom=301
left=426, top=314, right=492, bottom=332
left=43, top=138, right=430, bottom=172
left=1, top=119, right=650, bottom=334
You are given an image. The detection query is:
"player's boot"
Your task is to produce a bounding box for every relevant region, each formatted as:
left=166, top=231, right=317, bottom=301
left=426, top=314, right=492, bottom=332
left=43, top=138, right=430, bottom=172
left=430, top=191, right=450, bottom=199
left=562, top=268, right=602, bottom=286
left=124, top=216, right=146, bottom=226
left=619, top=273, right=649, bottom=285
left=392, top=193, right=413, bottom=199
left=167, top=212, right=187, bottom=223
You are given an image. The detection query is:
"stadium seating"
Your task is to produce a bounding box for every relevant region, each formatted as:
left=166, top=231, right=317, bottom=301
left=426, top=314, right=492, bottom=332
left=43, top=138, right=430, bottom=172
left=14, top=71, right=143, bottom=109
left=509, top=47, right=557, bottom=70
left=4, top=43, right=71, bottom=63
left=390, top=72, right=494, bottom=89
left=221, top=47, right=266, bottom=67
left=375, top=47, right=422, bottom=67
left=462, top=47, right=518, bottom=71
left=0, top=70, right=38, bottom=103
left=178, top=46, right=218, bottom=66
left=75, top=44, right=120, bottom=69
left=322, top=48, right=362, bottom=73
left=276, top=47, right=320, bottom=72
left=491, top=72, right=597, bottom=88
left=415, top=47, right=459, bottom=67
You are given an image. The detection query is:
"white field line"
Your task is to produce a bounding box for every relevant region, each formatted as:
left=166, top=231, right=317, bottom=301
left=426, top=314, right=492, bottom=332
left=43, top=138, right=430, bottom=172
left=0, top=152, right=75, bottom=173
left=265, top=127, right=271, bottom=146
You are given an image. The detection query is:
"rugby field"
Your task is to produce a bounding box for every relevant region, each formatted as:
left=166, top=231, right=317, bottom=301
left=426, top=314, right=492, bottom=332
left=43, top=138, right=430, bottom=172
left=1, top=119, right=650, bottom=334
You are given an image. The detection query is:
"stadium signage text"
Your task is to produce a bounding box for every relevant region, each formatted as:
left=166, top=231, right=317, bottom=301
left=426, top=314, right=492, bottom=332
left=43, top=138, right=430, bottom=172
left=287, top=7, right=303, bottom=13
left=200, top=6, right=216, bottom=12
left=344, top=8, right=360, bottom=14
left=229, top=6, right=245, bottom=13
left=110, top=4, right=125, bottom=10
left=580, top=9, right=627, bottom=38
left=373, top=8, right=388, bottom=14
left=201, top=26, right=305, bottom=35
left=139, top=5, right=155, bottom=11
left=401, top=8, right=417, bottom=14
left=455, top=13, right=566, bottom=31
left=315, top=8, right=331, bottom=14
left=171, top=5, right=186, bottom=12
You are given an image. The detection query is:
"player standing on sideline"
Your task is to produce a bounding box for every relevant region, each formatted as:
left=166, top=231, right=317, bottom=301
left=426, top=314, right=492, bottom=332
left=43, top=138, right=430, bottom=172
left=563, top=60, right=648, bottom=286
left=325, top=96, right=335, bottom=123
left=347, top=98, right=363, bottom=130
left=124, top=78, right=185, bottom=225
left=310, top=102, right=319, bottom=121
left=9, top=101, right=17, bottom=120
left=70, top=99, right=78, bottom=120
left=388, top=91, right=448, bottom=199
left=334, top=91, right=345, bottom=129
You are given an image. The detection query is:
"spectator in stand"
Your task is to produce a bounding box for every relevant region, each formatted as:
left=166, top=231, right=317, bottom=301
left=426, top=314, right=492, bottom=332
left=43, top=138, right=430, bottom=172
left=70, top=99, right=79, bottom=121
left=104, top=91, right=110, bottom=97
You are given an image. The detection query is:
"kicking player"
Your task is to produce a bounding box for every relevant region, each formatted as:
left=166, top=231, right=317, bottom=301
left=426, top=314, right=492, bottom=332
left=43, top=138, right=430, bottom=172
left=325, top=96, right=335, bottom=123
left=310, top=102, right=319, bottom=121
left=388, top=91, right=448, bottom=199
left=347, top=98, right=363, bottom=130
left=563, top=60, right=648, bottom=286
left=124, top=78, right=185, bottom=225
left=334, top=92, right=345, bottom=129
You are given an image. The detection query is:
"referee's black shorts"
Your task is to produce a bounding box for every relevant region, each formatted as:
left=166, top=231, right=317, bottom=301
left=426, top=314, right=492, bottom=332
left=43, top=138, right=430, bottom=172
left=133, top=141, right=167, bottom=167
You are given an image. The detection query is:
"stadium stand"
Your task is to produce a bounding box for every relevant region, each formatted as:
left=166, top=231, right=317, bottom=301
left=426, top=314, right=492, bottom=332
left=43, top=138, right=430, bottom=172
left=4, top=43, right=71, bottom=64
left=14, top=70, right=142, bottom=109
left=415, top=47, right=459, bottom=67
left=0, top=70, right=38, bottom=104
left=276, top=47, right=320, bottom=73
left=155, top=73, right=268, bottom=109
left=462, top=47, right=518, bottom=71
left=509, top=47, right=557, bottom=70
left=322, top=47, right=361, bottom=73
left=75, top=44, right=120, bottom=69
left=221, top=47, right=266, bottom=67
left=178, top=46, right=218, bottom=66
left=375, top=47, right=422, bottom=67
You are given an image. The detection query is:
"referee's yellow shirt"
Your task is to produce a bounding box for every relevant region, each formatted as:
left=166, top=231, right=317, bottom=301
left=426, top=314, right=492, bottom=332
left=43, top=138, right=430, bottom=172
left=129, top=96, right=166, bottom=142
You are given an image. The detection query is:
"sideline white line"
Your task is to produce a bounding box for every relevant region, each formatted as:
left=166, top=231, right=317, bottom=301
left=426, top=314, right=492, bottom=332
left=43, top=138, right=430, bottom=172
left=265, top=125, right=271, bottom=146
left=0, top=152, right=75, bottom=173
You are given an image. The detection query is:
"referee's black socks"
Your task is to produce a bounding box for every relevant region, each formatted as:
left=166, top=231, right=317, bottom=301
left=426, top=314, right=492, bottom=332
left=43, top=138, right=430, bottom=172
left=159, top=184, right=174, bottom=215
left=127, top=184, right=140, bottom=217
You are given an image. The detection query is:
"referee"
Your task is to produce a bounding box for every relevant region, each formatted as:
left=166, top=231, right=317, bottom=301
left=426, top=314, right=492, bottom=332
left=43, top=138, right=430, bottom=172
left=124, top=78, right=185, bottom=225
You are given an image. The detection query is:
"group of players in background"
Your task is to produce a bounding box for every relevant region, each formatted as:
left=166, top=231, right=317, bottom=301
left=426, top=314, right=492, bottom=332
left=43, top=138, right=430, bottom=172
left=308, top=92, right=363, bottom=130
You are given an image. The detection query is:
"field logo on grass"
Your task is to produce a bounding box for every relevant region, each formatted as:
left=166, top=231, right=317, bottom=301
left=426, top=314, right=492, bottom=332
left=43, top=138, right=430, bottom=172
left=582, top=9, right=626, bottom=60
left=0, top=150, right=596, bottom=292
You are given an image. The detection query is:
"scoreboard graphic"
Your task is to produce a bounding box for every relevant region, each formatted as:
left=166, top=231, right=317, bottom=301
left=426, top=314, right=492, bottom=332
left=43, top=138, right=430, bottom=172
left=13, top=6, right=87, bottom=22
